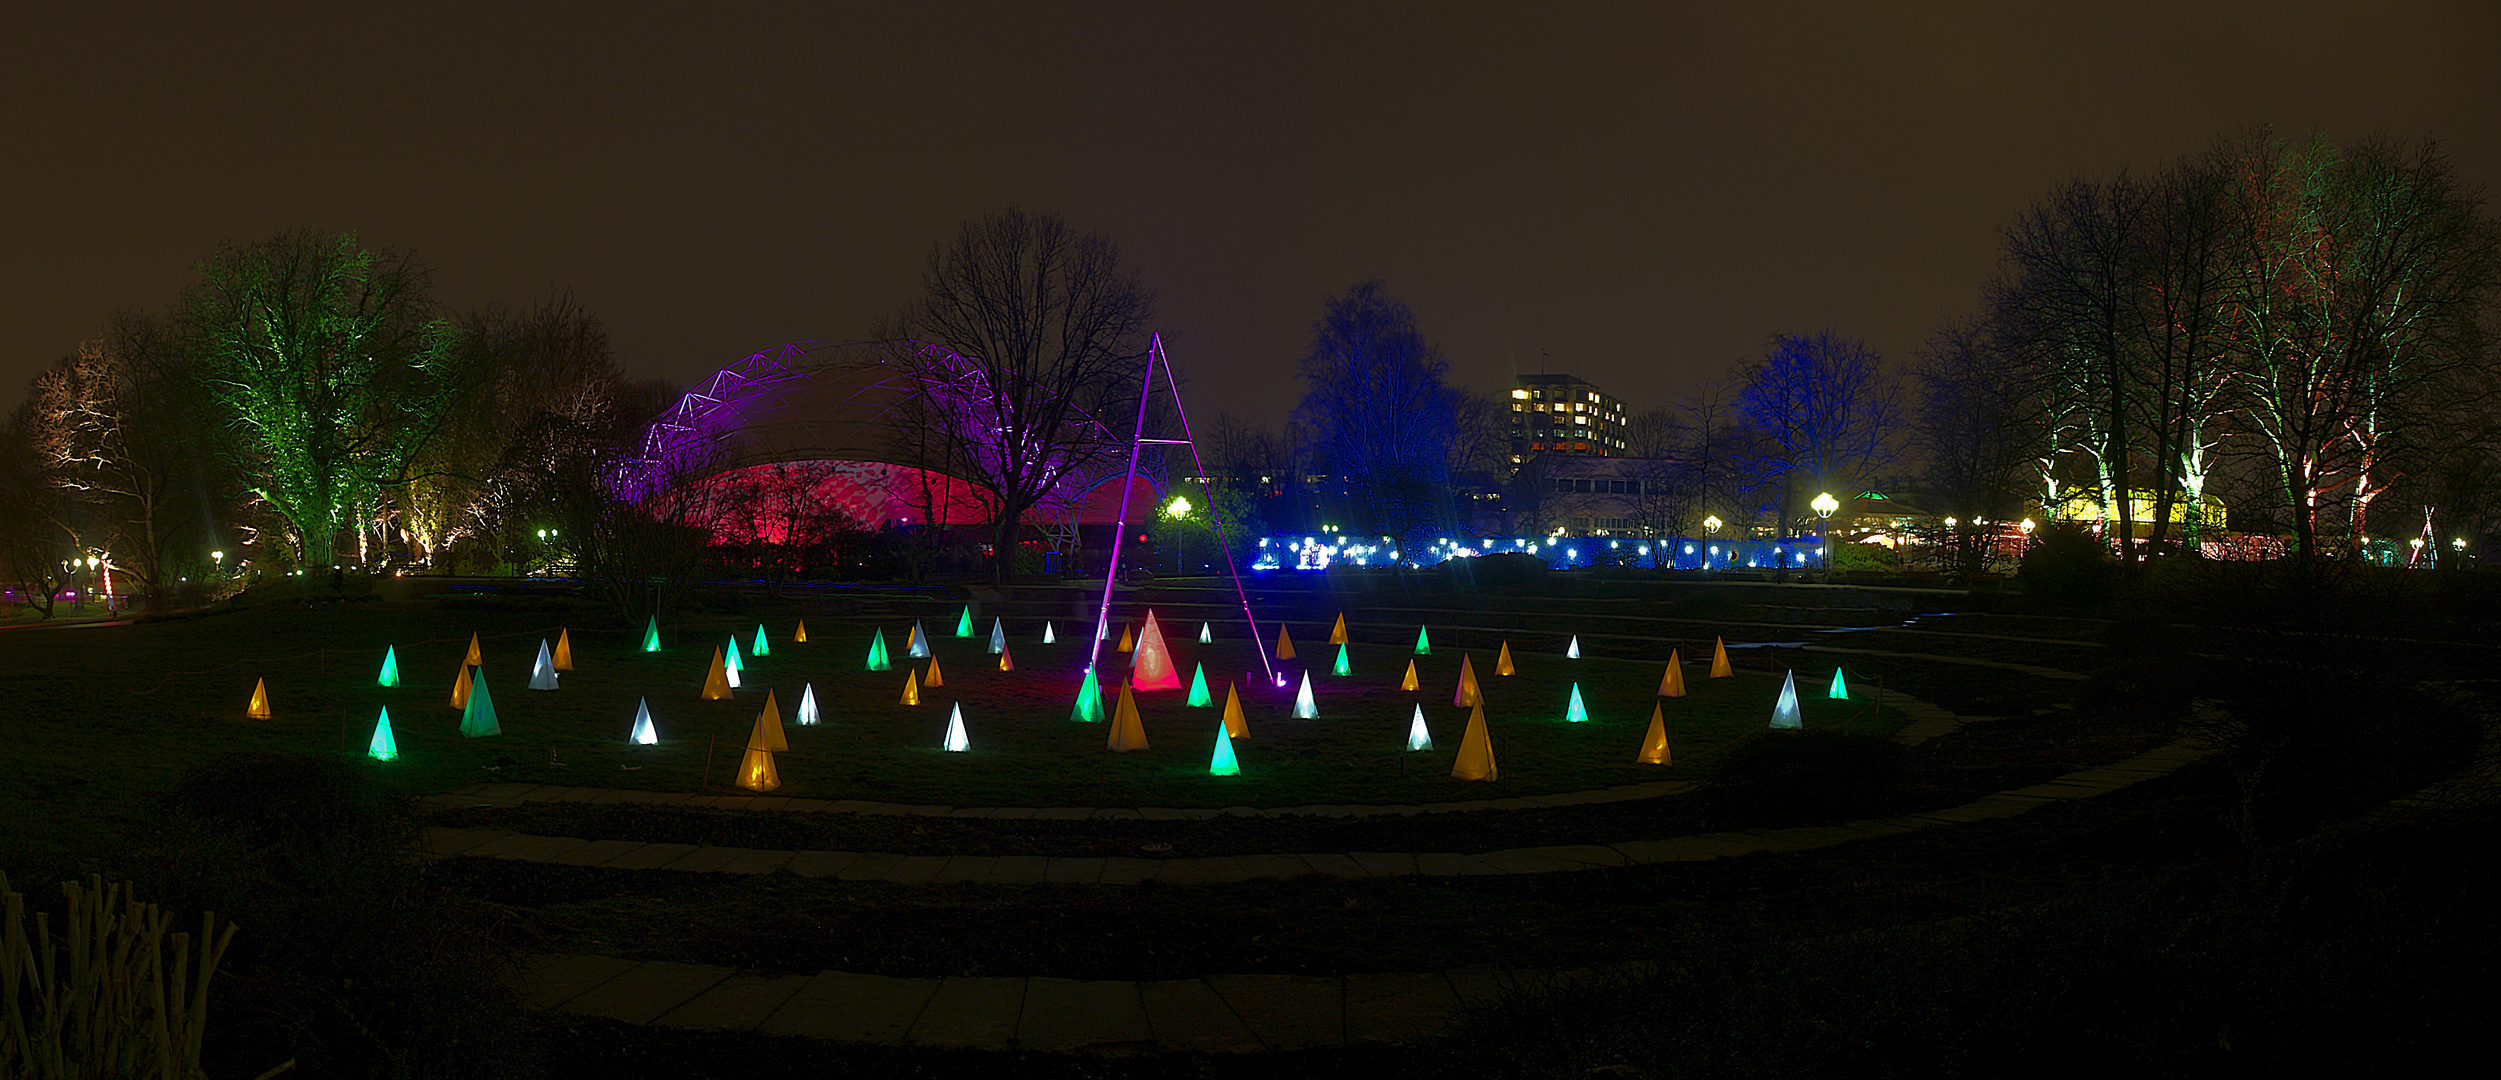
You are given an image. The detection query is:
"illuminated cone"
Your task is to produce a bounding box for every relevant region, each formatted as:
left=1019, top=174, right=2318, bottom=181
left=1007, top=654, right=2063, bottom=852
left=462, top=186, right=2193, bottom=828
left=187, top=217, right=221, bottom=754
left=554, top=629, right=574, bottom=671
left=752, top=623, right=770, bottom=657
left=943, top=704, right=970, bottom=751
left=1333, top=643, right=1352, bottom=677
left=735, top=746, right=780, bottom=791
left=1199, top=622, right=1212, bottom=644
left=1660, top=651, right=1687, bottom=697
left=1108, top=681, right=1149, bottom=751
left=701, top=647, right=732, bottom=700
left=1710, top=637, right=1733, bottom=678
left=461, top=667, right=500, bottom=737
left=1564, top=683, right=1589, bottom=722
left=1566, top=635, right=1580, bottom=659
left=1414, top=626, right=1431, bottom=655
left=1071, top=665, right=1104, bottom=722
left=752, top=689, right=789, bottom=752
left=901, top=670, right=921, bottom=706
left=999, top=644, right=1015, bottom=672
left=1496, top=641, right=1515, bottom=676
left=1401, top=659, right=1420, bottom=691
left=955, top=605, right=975, bottom=637
left=1637, top=703, right=1670, bottom=764
left=1188, top=663, right=1213, bottom=706
left=1453, top=655, right=1481, bottom=707
left=631, top=698, right=658, bottom=744
left=1293, top=672, right=1318, bottom=718
left=794, top=618, right=809, bottom=644
left=642, top=616, right=662, bottom=652
left=377, top=646, right=400, bottom=688
left=796, top=684, right=820, bottom=726
left=1328, top=613, right=1348, bottom=645
left=867, top=628, right=891, bottom=671
left=1209, top=718, right=1241, bottom=775
left=1828, top=667, right=1849, bottom=700
left=1117, top=624, right=1134, bottom=653
left=909, top=620, right=930, bottom=658
left=464, top=632, right=483, bottom=667
left=450, top=663, right=472, bottom=709
left=1276, top=625, right=1296, bottom=661
left=530, top=640, right=559, bottom=690
left=367, top=706, right=398, bottom=761
left=1451, top=702, right=1497, bottom=781
left=1406, top=704, right=1432, bottom=751
left=988, top=618, right=1006, bottom=654
left=725, top=636, right=744, bottom=673
left=1221, top=682, right=1247, bottom=738
left=1043, top=621, right=1056, bottom=644
left=1131, top=611, right=1180, bottom=690
left=1771, top=670, right=1802, bottom=730
left=924, top=655, right=944, bottom=688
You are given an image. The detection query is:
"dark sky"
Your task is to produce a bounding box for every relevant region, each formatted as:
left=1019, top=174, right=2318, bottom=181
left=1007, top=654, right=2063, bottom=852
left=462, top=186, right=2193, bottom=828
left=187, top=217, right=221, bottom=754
left=7, top=2, right=2497, bottom=429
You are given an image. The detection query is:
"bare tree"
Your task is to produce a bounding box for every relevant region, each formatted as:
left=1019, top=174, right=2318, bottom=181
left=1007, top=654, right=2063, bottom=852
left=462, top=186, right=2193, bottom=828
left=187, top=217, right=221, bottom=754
left=1914, top=318, right=2044, bottom=573
left=1737, top=332, right=1904, bottom=538
left=1293, top=279, right=1458, bottom=537
left=19, top=316, right=212, bottom=602
left=890, top=207, right=1154, bottom=585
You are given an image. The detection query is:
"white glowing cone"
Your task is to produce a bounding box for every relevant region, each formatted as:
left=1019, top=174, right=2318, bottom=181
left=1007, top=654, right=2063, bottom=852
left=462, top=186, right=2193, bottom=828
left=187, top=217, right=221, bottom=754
left=796, top=683, right=820, bottom=726
left=1405, top=704, right=1432, bottom=751
left=1293, top=671, right=1318, bottom=719
left=530, top=639, right=559, bottom=690
left=943, top=704, right=970, bottom=751
left=630, top=699, right=658, bottom=745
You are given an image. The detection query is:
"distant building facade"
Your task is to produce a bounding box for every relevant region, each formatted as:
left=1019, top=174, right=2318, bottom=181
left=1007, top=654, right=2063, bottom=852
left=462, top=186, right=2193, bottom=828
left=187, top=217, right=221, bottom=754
left=1508, top=373, right=1628, bottom=463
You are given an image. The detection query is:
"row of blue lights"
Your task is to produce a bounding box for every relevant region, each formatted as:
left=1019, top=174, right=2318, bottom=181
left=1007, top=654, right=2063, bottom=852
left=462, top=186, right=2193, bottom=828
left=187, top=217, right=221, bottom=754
left=1248, top=534, right=1835, bottom=572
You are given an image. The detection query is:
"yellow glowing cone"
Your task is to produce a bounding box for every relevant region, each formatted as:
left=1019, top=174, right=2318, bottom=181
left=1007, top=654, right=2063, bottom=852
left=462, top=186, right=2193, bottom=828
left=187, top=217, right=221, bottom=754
left=925, top=655, right=944, bottom=688
left=751, top=689, right=789, bottom=752
left=1108, top=681, right=1149, bottom=751
left=735, top=746, right=780, bottom=792
left=1221, top=682, right=1247, bottom=738
left=1453, top=654, right=1481, bottom=707
left=1328, top=613, right=1348, bottom=645
left=1711, top=637, right=1733, bottom=678
left=1451, top=702, right=1497, bottom=781
left=1659, top=650, right=1687, bottom=697
left=1117, top=624, right=1134, bottom=652
left=463, top=632, right=482, bottom=667
left=450, top=663, right=472, bottom=709
left=999, top=643, right=1015, bottom=671
left=1276, top=625, right=1296, bottom=661
left=246, top=677, right=271, bottom=719
left=1400, top=659, right=1420, bottom=692
left=794, top=618, right=809, bottom=643
left=1496, top=641, right=1515, bottom=676
left=1637, top=703, right=1671, bottom=764
left=701, top=646, right=733, bottom=700
left=553, top=628, right=574, bottom=671
left=901, top=670, right=921, bottom=705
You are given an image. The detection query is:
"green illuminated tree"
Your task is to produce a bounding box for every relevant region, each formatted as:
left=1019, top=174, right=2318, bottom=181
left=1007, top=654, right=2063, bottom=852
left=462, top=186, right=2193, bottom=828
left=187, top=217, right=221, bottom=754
left=181, top=231, right=464, bottom=569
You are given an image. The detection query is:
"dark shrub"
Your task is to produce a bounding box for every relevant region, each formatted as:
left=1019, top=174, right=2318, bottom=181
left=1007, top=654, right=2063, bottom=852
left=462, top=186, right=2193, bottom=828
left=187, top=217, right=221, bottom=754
left=1706, top=729, right=1906, bottom=822
left=2018, top=522, right=2117, bottom=608
left=1449, top=552, right=1550, bottom=592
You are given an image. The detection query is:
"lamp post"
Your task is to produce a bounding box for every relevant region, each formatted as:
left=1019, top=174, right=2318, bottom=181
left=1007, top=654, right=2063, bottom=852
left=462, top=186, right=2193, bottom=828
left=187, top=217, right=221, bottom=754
left=1703, top=515, right=1722, bottom=569
left=1811, top=493, right=1839, bottom=578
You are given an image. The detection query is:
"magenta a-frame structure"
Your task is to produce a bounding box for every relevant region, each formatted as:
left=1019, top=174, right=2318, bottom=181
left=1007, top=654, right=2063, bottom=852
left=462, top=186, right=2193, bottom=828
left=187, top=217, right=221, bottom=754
left=1087, top=334, right=1275, bottom=687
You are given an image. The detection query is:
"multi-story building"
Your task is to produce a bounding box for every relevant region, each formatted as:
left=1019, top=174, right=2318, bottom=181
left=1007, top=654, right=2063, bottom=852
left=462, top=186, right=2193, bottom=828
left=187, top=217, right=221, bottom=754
left=1507, top=373, right=1628, bottom=463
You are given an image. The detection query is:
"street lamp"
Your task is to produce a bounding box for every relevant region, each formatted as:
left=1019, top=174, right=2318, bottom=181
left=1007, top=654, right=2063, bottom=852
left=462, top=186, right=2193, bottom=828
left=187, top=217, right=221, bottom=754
left=1811, top=493, right=1839, bottom=573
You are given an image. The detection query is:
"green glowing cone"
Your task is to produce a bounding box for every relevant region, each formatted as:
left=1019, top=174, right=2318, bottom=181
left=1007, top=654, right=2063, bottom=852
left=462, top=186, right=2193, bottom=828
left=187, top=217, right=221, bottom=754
left=1333, top=643, right=1352, bottom=677
left=725, top=636, right=744, bottom=672
left=1564, top=682, right=1589, bottom=723
left=867, top=628, right=891, bottom=671
left=955, top=606, right=975, bottom=637
left=377, top=646, right=400, bottom=688
left=1414, top=626, right=1431, bottom=655
left=1209, top=718, right=1240, bottom=776
left=753, top=623, right=770, bottom=657
left=1071, top=665, right=1105, bottom=722
left=1771, top=670, right=1802, bottom=730
left=1828, top=667, right=1849, bottom=700
left=460, top=667, right=500, bottom=737
left=642, top=615, right=662, bottom=653
left=367, top=706, right=399, bottom=761
left=1188, top=663, right=1213, bottom=706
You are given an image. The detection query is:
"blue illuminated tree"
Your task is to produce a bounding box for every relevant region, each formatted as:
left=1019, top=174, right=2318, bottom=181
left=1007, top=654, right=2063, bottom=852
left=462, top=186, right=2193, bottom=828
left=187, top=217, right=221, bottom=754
left=1293, top=280, right=1458, bottom=537
left=1738, top=331, right=1902, bottom=538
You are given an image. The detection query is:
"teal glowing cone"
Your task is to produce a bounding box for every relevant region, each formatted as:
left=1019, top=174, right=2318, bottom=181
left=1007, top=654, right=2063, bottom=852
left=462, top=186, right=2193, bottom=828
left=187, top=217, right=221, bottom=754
left=642, top=615, right=662, bottom=652
left=1209, top=719, right=1240, bottom=776
left=1828, top=667, right=1849, bottom=699
left=460, top=667, right=500, bottom=737
left=1071, top=665, right=1105, bottom=722
left=1771, top=670, right=1803, bottom=730
left=1414, top=626, right=1431, bottom=655
left=1564, top=682, right=1589, bottom=723
left=1188, top=663, right=1213, bottom=707
left=367, top=706, right=399, bottom=761
left=753, top=623, right=770, bottom=657
left=867, top=628, right=891, bottom=671
left=377, top=646, right=400, bottom=688
left=1333, top=643, right=1352, bottom=677
left=956, top=606, right=975, bottom=637
left=725, top=636, right=744, bottom=672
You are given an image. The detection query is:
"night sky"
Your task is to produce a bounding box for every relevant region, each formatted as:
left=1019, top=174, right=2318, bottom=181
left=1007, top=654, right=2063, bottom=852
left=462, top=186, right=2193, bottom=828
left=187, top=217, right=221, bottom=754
left=8, top=2, right=2497, bottom=429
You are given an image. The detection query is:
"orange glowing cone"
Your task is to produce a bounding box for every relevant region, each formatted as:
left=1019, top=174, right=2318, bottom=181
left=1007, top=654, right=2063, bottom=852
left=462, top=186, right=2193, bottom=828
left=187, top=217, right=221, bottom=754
left=1276, top=625, right=1296, bottom=661
left=901, top=670, right=921, bottom=706
left=752, top=689, right=789, bottom=752
left=1117, top=624, right=1134, bottom=653
left=1453, top=654, right=1481, bottom=707
left=794, top=618, right=809, bottom=643
left=1400, top=659, right=1420, bottom=692
left=463, top=632, right=482, bottom=667
left=735, top=746, right=780, bottom=792
left=246, top=677, right=271, bottom=719
left=450, top=663, right=473, bottom=710
left=924, top=655, right=944, bottom=688
left=1495, top=641, right=1515, bottom=676
left=1221, top=682, right=1247, bottom=738
left=1637, top=703, right=1671, bottom=764
left=1710, top=637, right=1733, bottom=678
left=1451, top=702, right=1497, bottom=781
left=998, top=643, right=1014, bottom=671
left=701, top=646, right=733, bottom=700
left=1108, top=681, right=1149, bottom=751
left=1659, top=651, right=1687, bottom=697
left=1328, top=613, right=1348, bottom=645
left=553, top=629, right=574, bottom=671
